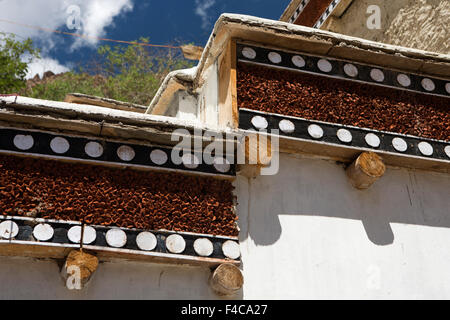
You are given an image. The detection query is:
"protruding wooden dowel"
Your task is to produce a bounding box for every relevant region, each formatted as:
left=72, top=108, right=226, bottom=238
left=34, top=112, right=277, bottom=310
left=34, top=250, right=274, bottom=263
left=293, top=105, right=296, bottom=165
left=61, top=250, right=98, bottom=290
left=244, top=133, right=272, bottom=166
left=239, top=133, right=272, bottom=178
left=238, top=164, right=261, bottom=179
left=346, top=152, right=386, bottom=189
left=209, top=263, right=244, bottom=296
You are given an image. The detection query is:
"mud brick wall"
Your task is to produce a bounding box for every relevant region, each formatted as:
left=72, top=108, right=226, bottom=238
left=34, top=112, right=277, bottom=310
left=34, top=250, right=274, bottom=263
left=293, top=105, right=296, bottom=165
left=0, top=155, right=237, bottom=236
left=237, top=63, right=450, bottom=141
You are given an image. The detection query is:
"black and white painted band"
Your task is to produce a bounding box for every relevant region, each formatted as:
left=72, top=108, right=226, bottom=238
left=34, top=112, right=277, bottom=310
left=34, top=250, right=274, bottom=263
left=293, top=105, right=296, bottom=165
left=237, top=43, right=450, bottom=98
left=288, top=0, right=311, bottom=23
left=0, top=215, right=241, bottom=261
left=240, top=109, right=450, bottom=161
left=313, top=0, right=341, bottom=28
left=0, top=127, right=235, bottom=176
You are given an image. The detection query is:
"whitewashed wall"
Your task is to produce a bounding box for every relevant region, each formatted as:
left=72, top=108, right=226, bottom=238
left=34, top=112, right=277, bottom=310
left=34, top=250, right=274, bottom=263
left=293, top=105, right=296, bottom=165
left=237, top=153, right=450, bottom=299
left=0, top=257, right=230, bottom=299
left=197, top=62, right=219, bottom=128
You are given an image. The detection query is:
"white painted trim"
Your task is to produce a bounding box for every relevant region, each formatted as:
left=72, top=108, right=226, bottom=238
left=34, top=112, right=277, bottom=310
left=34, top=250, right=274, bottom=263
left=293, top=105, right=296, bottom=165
left=0, top=96, right=204, bottom=130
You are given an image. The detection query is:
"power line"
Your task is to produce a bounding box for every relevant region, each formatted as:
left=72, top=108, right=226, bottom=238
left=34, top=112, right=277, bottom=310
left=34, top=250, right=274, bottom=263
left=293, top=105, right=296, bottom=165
left=0, top=18, right=181, bottom=49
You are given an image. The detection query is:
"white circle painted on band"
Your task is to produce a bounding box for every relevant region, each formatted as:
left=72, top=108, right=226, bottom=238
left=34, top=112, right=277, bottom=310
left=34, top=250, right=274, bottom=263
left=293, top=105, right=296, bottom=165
left=0, top=220, right=19, bottom=239
left=13, top=135, right=34, bottom=150
left=292, top=55, right=306, bottom=68
left=268, top=52, right=282, bottom=64
left=182, top=153, right=200, bottom=169
left=117, top=145, right=135, bottom=161
left=370, top=69, right=385, bottom=82
left=106, top=228, right=127, bottom=248
left=136, top=232, right=158, bottom=251
left=50, top=137, right=70, bottom=154
left=308, top=124, right=324, bottom=139
left=251, top=115, right=268, bottom=130
left=33, top=223, right=54, bottom=241
left=421, top=78, right=435, bottom=92
left=418, top=141, right=433, bottom=156
left=337, top=129, right=352, bottom=143
left=397, top=74, right=411, bottom=87
left=67, top=226, right=81, bottom=243
left=213, top=158, right=231, bottom=173
left=445, top=83, right=450, bottom=94
left=222, top=240, right=241, bottom=260
left=67, top=225, right=96, bottom=244
left=166, top=234, right=186, bottom=254
left=242, top=47, right=256, bottom=59
left=150, top=149, right=168, bottom=165
left=317, top=59, right=332, bottom=73
left=82, top=226, right=97, bottom=244
left=279, top=119, right=295, bottom=134
left=444, top=146, right=450, bottom=158
left=392, top=137, right=408, bottom=152
left=344, top=64, right=358, bottom=77
left=365, top=133, right=381, bottom=148
left=85, top=141, right=104, bottom=158
left=193, top=238, right=214, bottom=257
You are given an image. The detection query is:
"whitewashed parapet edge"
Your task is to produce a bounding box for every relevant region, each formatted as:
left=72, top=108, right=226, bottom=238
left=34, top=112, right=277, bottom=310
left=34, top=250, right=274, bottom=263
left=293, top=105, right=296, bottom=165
left=0, top=215, right=241, bottom=267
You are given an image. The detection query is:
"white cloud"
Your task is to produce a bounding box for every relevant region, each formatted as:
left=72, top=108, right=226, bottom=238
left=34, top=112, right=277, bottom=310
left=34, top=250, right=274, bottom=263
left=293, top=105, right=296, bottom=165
left=0, top=0, right=66, bottom=53
left=194, top=0, right=216, bottom=30
left=0, top=0, right=134, bottom=51
left=26, top=56, right=71, bottom=79
left=70, top=0, right=134, bottom=49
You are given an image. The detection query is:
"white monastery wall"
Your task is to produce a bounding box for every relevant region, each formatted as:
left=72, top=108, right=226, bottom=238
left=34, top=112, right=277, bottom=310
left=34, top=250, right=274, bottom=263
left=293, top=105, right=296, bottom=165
left=0, top=256, right=227, bottom=299
left=237, top=152, right=450, bottom=299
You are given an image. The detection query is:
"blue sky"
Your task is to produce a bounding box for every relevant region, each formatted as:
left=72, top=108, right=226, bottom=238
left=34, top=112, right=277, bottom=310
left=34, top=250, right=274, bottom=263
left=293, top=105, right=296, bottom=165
left=0, top=0, right=291, bottom=77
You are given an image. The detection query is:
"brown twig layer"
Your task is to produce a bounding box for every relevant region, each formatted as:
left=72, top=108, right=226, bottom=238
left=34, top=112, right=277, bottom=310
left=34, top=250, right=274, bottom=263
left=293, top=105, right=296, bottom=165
left=0, top=155, right=237, bottom=237
left=237, top=63, right=450, bottom=141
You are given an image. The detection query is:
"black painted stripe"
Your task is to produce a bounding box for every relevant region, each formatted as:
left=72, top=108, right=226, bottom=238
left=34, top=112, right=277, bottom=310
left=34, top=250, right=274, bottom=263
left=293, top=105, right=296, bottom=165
left=236, top=43, right=450, bottom=97
left=1, top=216, right=240, bottom=261
left=0, top=127, right=236, bottom=176
left=239, top=108, right=450, bottom=161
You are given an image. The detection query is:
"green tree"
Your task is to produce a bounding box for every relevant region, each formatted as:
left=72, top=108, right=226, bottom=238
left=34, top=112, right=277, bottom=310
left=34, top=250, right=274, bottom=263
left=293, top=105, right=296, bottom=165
left=0, top=32, right=40, bottom=93
left=24, top=72, right=107, bottom=102
left=25, top=38, right=193, bottom=105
